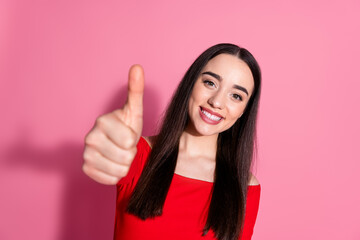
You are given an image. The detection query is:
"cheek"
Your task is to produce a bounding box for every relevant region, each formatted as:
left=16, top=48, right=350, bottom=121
left=187, top=96, right=198, bottom=119
left=188, top=92, right=197, bottom=109
left=190, top=84, right=204, bottom=102
left=188, top=87, right=209, bottom=110
left=227, top=104, right=246, bottom=120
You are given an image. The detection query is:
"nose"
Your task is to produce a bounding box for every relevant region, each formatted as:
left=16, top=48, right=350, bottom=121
left=208, top=91, right=225, bottom=109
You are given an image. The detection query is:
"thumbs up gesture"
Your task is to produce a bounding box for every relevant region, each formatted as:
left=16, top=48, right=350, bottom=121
left=82, top=65, right=145, bottom=185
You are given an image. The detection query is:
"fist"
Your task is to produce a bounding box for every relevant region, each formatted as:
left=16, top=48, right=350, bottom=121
left=82, top=65, right=145, bottom=185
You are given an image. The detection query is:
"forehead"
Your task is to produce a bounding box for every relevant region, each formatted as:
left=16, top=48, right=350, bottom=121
left=201, top=54, right=254, bottom=94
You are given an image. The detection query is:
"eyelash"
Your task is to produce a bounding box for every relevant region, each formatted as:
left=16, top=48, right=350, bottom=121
left=203, top=80, right=215, bottom=87
left=232, top=94, right=243, bottom=101
left=203, top=79, right=243, bottom=101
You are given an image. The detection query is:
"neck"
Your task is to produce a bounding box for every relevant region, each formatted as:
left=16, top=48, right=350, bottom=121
left=179, top=130, right=218, bottom=160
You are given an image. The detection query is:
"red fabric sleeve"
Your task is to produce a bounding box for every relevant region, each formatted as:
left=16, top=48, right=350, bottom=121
left=240, top=185, right=261, bottom=240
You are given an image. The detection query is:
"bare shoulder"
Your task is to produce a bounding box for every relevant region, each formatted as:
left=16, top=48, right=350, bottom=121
left=248, top=173, right=260, bottom=186
left=142, top=135, right=157, bottom=149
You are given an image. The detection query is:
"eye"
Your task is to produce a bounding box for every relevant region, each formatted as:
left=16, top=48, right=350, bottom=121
left=232, top=93, right=243, bottom=101
left=203, top=80, right=216, bottom=87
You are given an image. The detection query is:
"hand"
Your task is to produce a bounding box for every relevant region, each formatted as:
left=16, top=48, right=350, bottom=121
left=82, top=65, right=144, bottom=185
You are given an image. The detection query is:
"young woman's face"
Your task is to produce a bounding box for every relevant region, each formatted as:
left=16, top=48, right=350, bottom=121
left=187, top=53, right=255, bottom=136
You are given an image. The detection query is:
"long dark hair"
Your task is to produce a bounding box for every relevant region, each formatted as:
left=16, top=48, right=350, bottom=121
left=127, top=43, right=261, bottom=240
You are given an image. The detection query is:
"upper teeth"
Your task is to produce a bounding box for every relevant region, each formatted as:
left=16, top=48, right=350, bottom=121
left=202, top=109, right=221, bottom=121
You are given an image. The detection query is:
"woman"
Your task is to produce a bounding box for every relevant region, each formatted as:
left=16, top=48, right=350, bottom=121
left=83, top=43, right=262, bottom=240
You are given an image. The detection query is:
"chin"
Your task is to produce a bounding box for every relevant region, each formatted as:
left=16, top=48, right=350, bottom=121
left=192, top=123, right=221, bottom=137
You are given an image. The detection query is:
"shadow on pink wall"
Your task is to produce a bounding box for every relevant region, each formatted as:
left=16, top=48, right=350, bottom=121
left=4, top=86, right=160, bottom=239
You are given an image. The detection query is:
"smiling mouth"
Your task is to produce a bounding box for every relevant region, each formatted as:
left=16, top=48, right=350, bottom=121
left=200, top=107, right=224, bottom=123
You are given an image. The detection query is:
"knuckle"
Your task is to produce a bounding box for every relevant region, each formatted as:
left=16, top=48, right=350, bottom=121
left=83, top=148, right=103, bottom=169
left=82, top=148, right=92, bottom=162
left=123, top=134, right=137, bottom=149
left=82, top=163, right=92, bottom=176
left=120, top=166, right=130, bottom=177
left=109, top=164, right=129, bottom=178
left=95, top=115, right=108, bottom=129
left=113, top=148, right=125, bottom=163
left=85, top=131, right=98, bottom=146
left=82, top=163, right=88, bottom=174
left=119, top=147, right=137, bottom=165
left=112, top=148, right=135, bottom=166
left=127, top=147, right=137, bottom=163
left=108, top=177, right=120, bottom=185
left=83, top=147, right=95, bottom=162
left=83, top=162, right=120, bottom=185
left=121, top=153, right=134, bottom=166
left=84, top=133, right=92, bottom=145
left=121, top=138, right=130, bottom=149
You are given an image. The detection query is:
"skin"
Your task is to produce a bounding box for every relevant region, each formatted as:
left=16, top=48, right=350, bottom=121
left=187, top=54, right=255, bottom=136
left=83, top=56, right=260, bottom=185
left=174, top=54, right=256, bottom=183
left=83, top=65, right=144, bottom=185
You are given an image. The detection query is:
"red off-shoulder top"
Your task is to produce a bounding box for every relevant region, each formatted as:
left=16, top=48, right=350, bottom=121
left=114, top=137, right=260, bottom=240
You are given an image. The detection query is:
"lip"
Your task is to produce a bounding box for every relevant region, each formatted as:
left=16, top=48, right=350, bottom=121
left=199, top=106, right=224, bottom=125
left=201, top=107, right=224, bottom=118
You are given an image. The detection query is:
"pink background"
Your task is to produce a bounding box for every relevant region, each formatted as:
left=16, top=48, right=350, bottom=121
left=1, top=0, right=360, bottom=239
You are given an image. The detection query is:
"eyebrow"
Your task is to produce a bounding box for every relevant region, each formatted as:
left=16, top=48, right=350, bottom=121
left=202, top=71, right=249, bottom=96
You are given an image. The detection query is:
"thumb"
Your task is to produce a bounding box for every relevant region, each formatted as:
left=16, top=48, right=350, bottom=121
left=125, top=64, right=144, bottom=133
